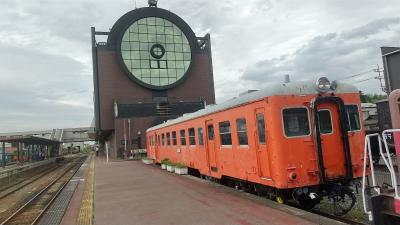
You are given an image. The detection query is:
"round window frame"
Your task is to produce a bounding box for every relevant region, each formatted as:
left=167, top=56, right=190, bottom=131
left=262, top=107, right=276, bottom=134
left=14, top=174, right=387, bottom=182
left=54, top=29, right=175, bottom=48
left=150, top=43, right=166, bottom=59
left=114, top=8, right=197, bottom=90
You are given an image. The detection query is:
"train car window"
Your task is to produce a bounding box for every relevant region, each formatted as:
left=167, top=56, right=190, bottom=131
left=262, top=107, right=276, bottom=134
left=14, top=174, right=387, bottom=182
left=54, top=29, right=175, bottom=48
left=256, top=114, right=266, bottom=144
left=236, top=118, right=248, bottom=145
left=189, top=128, right=196, bottom=145
left=219, top=121, right=232, bottom=146
left=166, top=132, right=171, bottom=145
left=282, top=108, right=310, bottom=137
left=180, top=129, right=187, bottom=145
left=198, top=128, right=204, bottom=145
left=207, top=125, right=214, bottom=140
left=172, top=131, right=177, bottom=145
left=318, top=110, right=333, bottom=134
left=345, top=105, right=361, bottom=131
left=161, top=133, right=165, bottom=146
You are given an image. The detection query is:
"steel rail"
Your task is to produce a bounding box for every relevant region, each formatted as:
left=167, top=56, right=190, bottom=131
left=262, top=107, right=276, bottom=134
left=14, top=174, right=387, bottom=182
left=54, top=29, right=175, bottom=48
left=0, top=157, right=86, bottom=225
left=309, top=208, right=367, bottom=225
left=0, top=164, right=60, bottom=200
left=31, top=158, right=87, bottom=225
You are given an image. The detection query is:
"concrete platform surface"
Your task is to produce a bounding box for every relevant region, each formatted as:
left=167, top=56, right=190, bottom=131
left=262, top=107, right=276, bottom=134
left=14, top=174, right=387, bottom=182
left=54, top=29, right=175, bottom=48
left=93, top=157, right=344, bottom=225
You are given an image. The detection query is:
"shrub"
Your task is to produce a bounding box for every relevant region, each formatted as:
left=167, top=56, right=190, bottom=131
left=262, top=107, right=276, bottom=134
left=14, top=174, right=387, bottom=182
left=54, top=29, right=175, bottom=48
left=175, top=163, right=186, bottom=168
left=161, top=158, right=170, bottom=164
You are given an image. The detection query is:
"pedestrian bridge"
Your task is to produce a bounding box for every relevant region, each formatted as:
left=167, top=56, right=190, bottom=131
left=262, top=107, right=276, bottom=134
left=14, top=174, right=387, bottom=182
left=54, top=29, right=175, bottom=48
left=0, top=127, right=95, bottom=143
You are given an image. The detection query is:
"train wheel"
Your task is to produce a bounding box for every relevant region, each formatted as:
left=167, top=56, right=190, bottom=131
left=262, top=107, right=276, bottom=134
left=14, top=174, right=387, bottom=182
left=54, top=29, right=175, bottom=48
left=331, top=187, right=356, bottom=216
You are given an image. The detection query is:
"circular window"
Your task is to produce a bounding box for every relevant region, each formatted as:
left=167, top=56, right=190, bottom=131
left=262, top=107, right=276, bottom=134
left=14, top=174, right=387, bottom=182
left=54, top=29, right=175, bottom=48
left=120, top=17, right=192, bottom=89
left=150, top=44, right=165, bottom=59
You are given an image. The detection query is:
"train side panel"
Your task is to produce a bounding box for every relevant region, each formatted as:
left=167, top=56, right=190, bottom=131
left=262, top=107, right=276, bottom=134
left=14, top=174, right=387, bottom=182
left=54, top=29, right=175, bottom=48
left=147, top=92, right=365, bottom=190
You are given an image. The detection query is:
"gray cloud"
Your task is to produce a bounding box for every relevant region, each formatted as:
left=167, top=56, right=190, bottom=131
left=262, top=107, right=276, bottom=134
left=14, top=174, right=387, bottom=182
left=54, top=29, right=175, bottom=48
left=241, top=17, right=400, bottom=93
left=0, top=43, right=92, bottom=132
left=1, top=0, right=400, bottom=132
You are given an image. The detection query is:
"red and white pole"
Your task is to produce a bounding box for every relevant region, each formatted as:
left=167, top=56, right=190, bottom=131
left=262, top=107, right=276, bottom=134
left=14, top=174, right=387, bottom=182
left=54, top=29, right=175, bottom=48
left=389, top=89, right=400, bottom=214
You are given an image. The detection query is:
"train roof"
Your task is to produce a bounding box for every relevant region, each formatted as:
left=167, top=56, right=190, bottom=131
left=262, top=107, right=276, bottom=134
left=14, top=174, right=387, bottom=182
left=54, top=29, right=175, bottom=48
left=147, top=80, right=359, bottom=132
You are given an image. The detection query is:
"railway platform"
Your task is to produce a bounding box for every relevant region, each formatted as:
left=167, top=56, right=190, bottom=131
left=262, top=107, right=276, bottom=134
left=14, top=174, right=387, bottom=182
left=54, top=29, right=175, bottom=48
left=0, top=158, right=56, bottom=179
left=50, top=156, right=348, bottom=225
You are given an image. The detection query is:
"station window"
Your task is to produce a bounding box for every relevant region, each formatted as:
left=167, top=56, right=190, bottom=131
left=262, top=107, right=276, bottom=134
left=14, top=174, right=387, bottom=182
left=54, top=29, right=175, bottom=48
left=345, top=105, right=361, bottom=131
left=180, top=129, right=187, bottom=145
left=282, top=108, right=310, bottom=137
left=256, top=114, right=266, bottom=144
left=318, top=110, right=333, bottom=134
left=161, top=133, right=165, bottom=146
left=157, top=135, right=160, bottom=145
left=236, top=118, right=248, bottom=145
left=219, top=121, right=232, bottom=146
left=189, top=128, right=196, bottom=145
left=207, top=124, right=214, bottom=140
left=198, top=128, right=204, bottom=146
left=172, top=131, right=177, bottom=145
left=166, top=132, right=171, bottom=146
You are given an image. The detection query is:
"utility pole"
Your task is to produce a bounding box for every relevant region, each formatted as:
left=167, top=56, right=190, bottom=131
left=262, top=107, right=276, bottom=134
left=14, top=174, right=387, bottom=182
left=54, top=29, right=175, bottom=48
left=124, top=120, right=127, bottom=152
left=374, top=64, right=386, bottom=93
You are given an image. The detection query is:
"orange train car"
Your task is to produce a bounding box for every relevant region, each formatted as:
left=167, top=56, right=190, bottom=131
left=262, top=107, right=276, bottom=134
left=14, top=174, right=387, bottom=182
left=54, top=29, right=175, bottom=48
left=146, top=77, right=365, bottom=213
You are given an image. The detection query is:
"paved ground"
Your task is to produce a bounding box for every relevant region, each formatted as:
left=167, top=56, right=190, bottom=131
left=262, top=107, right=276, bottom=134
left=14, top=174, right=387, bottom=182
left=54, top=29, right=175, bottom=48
left=93, top=157, right=343, bottom=225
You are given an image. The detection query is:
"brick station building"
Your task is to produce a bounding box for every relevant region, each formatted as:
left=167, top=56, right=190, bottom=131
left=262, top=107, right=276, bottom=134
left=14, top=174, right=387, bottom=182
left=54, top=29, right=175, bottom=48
left=91, top=2, right=215, bottom=158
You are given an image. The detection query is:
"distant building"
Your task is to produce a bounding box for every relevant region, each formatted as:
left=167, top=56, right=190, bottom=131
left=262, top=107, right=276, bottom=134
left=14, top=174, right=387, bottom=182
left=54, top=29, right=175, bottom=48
left=91, top=4, right=216, bottom=158
left=381, top=47, right=400, bottom=94
left=361, top=103, right=378, bottom=131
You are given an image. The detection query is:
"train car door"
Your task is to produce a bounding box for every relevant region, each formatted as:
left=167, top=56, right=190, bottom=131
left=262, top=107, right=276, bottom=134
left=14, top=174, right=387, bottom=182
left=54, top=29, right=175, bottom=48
left=154, top=134, right=159, bottom=160
left=316, top=102, right=347, bottom=180
left=255, top=108, right=271, bottom=178
left=205, top=120, right=218, bottom=173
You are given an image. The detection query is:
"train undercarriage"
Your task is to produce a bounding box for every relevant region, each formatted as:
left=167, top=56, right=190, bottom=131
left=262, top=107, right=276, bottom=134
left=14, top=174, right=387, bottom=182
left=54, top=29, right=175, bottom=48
left=193, top=169, right=358, bottom=216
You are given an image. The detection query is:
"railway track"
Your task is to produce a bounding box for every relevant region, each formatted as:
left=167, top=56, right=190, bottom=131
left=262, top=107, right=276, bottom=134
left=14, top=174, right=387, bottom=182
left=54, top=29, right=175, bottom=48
left=0, top=164, right=60, bottom=200
left=0, top=156, right=86, bottom=225
left=309, top=209, right=367, bottom=225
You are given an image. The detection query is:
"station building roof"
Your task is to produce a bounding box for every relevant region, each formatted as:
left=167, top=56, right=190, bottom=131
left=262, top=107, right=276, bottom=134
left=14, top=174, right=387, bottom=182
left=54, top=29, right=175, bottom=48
left=147, top=80, right=359, bottom=132
left=0, top=136, right=62, bottom=145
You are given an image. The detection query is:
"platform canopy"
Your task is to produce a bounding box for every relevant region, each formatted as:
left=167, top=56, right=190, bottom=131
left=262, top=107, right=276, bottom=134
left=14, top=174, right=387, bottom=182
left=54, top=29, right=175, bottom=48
left=0, top=135, right=62, bottom=145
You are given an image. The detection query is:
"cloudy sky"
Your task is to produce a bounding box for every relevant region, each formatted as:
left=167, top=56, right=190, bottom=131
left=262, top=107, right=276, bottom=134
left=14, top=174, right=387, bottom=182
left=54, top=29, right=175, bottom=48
left=0, top=0, right=399, bottom=132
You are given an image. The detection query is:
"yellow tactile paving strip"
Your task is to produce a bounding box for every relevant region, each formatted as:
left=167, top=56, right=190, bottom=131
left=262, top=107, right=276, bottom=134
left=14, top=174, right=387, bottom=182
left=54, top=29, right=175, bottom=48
left=76, top=155, right=95, bottom=225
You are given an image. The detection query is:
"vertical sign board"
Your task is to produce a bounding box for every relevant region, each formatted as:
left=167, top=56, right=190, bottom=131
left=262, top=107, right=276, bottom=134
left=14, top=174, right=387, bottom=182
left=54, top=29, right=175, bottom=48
left=382, top=47, right=400, bottom=94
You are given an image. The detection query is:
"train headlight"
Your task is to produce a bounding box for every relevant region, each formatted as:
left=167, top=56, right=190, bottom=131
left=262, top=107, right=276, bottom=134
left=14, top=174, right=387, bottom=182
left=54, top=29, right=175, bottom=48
left=315, top=77, right=331, bottom=93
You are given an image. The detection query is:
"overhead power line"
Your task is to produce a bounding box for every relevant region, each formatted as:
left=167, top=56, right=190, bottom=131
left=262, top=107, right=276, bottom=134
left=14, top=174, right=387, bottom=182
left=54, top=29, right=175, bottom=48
left=353, top=77, right=376, bottom=83
left=339, top=69, right=375, bottom=81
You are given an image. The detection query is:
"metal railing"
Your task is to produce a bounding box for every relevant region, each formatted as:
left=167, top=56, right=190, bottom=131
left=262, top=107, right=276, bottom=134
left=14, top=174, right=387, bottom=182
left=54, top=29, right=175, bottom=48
left=362, top=129, right=400, bottom=221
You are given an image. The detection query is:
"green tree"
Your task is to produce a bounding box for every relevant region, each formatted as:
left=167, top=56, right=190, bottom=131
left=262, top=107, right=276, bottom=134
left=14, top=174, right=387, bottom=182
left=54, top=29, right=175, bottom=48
left=360, top=92, right=387, bottom=103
